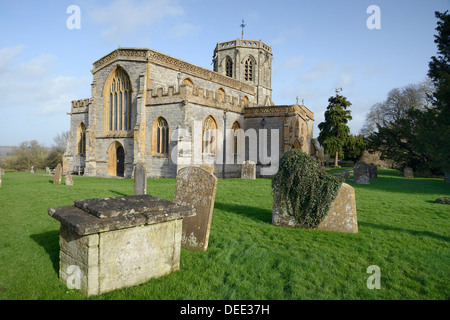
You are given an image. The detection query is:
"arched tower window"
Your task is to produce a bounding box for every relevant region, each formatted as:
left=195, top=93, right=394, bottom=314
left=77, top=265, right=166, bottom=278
left=202, top=115, right=218, bottom=155
left=225, top=56, right=233, bottom=78
left=155, top=117, right=169, bottom=155
left=77, top=122, right=86, bottom=154
left=244, top=57, right=254, bottom=81
left=108, top=68, right=132, bottom=132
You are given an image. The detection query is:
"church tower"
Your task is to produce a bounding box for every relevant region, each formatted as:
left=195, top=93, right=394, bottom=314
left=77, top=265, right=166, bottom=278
left=213, top=38, right=273, bottom=106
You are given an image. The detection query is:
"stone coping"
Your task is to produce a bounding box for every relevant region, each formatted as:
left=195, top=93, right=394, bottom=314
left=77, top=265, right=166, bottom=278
left=48, top=195, right=195, bottom=236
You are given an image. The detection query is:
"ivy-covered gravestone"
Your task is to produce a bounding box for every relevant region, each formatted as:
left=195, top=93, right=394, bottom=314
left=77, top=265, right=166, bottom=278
left=272, top=150, right=358, bottom=233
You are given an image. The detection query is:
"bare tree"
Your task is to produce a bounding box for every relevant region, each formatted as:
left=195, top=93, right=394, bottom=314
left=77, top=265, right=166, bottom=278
left=360, top=81, right=433, bottom=136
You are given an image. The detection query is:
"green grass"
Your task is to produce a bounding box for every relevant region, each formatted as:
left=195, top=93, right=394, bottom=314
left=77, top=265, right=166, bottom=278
left=0, top=169, right=449, bottom=300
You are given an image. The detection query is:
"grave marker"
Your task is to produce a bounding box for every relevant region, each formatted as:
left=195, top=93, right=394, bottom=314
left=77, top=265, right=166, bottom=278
left=133, top=163, right=147, bottom=195
left=53, top=164, right=62, bottom=184
left=173, top=166, right=218, bottom=251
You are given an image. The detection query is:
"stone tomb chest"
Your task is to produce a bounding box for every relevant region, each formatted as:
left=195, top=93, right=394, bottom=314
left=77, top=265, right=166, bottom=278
left=48, top=195, right=195, bottom=296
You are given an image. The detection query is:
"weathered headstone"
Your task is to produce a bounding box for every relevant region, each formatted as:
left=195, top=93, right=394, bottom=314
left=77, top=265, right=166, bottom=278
left=241, top=160, right=256, bottom=179
left=53, top=164, right=62, bottom=184
left=133, top=163, right=147, bottom=195
left=368, top=163, right=378, bottom=178
left=340, top=169, right=353, bottom=178
left=404, top=167, right=414, bottom=178
left=353, top=161, right=370, bottom=184
left=46, top=167, right=50, bottom=173
left=173, top=166, right=218, bottom=251
left=272, top=182, right=358, bottom=233
left=30, top=166, right=34, bottom=173
left=65, top=174, right=74, bottom=186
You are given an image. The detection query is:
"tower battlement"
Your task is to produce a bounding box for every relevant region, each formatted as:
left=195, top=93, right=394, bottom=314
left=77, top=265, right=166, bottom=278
left=71, top=99, right=90, bottom=113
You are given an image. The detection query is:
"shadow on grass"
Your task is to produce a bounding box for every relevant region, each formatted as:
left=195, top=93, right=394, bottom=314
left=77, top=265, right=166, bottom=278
left=359, top=221, right=450, bottom=243
left=108, top=190, right=130, bottom=197
left=214, top=201, right=272, bottom=224
left=30, top=230, right=60, bottom=274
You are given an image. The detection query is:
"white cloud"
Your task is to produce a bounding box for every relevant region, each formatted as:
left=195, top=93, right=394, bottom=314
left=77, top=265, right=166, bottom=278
left=0, top=47, right=88, bottom=116
left=300, top=61, right=334, bottom=82
left=168, top=23, right=200, bottom=38
left=89, top=0, right=184, bottom=42
left=0, top=45, right=25, bottom=73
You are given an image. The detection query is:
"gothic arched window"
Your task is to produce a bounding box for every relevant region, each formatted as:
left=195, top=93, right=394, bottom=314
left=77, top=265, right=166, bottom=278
left=109, top=68, right=132, bottom=132
left=225, top=56, right=233, bottom=78
left=244, top=57, right=254, bottom=81
left=202, top=115, right=218, bottom=155
left=155, top=117, right=169, bottom=155
left=77, top=122, right=86, bottom=154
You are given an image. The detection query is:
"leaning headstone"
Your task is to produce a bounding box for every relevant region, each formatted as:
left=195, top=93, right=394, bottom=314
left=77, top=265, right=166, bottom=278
left=133, top=163, right=147, bottom=195
left=368, top=163, right=378, bottom=178
left=353, top=161, right=370, bottom=184
left=65, top=174, right=74, bottom=186
left=241, top=160, right=256, bottom=179
left=173, top=166, right=218, bottom=251
left=53, top=164, right=62, bottom=184
left=404, top=167, right=414, bottom=178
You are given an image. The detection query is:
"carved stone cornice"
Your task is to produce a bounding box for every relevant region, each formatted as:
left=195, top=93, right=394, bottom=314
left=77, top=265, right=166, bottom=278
left=244, top=104, right=314, bottom=120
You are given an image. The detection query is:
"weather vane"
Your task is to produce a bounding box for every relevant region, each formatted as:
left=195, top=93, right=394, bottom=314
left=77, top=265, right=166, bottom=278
left=335, top=87, right=342, bottom=96
left=240, top=19, right=246, bottom=39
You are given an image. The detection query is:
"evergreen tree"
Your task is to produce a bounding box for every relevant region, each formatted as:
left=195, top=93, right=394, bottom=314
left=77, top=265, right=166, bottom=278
left=342, top=134, right=366, bottom=162
left=318, top=94, right=352, bottom=167
left=416, top=11, right=450, bottom=173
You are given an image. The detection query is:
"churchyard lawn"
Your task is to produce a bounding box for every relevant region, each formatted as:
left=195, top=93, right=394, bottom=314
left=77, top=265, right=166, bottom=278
left=0, top=169, right=448, bottom=300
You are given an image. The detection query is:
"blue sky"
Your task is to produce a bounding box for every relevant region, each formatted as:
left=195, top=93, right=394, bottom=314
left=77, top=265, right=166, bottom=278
left=0, top=0, right=448, bottom=147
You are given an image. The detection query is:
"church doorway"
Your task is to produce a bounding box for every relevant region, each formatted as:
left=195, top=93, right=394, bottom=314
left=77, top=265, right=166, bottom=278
left=116, top=146, right=125, bottom=177
left=107, top=141, right=126, bottom=177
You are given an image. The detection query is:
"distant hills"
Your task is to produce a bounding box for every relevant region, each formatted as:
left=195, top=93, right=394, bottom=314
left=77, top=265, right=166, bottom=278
left=0, top=146, right=15, bottom=157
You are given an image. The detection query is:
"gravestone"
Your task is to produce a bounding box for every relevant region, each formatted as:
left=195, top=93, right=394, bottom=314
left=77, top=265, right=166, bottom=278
left=173, top=166, right=218, bottom=251
left=340, top=169, right=353, bottom=178
left=30, top=166, right=34, bottom=173
left=53, top=164, right=62, bottom=184
left=0, top=171, right=2, bottom=188
left=272, top=182, right=358, bottom=233
left=65, top=174, right=74, bottom=186
left=46, top=167, right=50, bottom=173
left=353, top=161, right=370, bottom=184
left=445, top=172, right=450, bottom=183
left=133, top=163, right=147, bottom=195
left=368, top=163, right=378, bottom=178
left=241, top=160, right=256, bottom=179
left=404, top=167, right=414, bottom=178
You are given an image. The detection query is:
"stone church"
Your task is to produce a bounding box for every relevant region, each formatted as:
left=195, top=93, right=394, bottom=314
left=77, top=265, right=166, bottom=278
left=63, top=37, right=315, bottom=178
